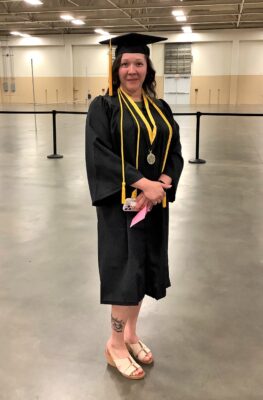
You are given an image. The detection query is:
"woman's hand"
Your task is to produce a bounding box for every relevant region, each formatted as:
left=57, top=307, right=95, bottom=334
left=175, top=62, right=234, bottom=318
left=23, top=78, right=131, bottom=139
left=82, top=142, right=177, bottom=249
left=143, top=180, right=168, bottom=203
left=158, top=173, right=172, bottom=186
left=135, top=192, right=153, bottom=211
left=132, top=178, right=172, bottom=204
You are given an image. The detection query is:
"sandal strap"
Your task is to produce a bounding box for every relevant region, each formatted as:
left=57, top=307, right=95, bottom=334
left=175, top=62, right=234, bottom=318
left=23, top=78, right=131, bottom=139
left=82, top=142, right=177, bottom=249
left=115, top=356, right=141, bottom=376
left=128, top=340, right=151, bottom=361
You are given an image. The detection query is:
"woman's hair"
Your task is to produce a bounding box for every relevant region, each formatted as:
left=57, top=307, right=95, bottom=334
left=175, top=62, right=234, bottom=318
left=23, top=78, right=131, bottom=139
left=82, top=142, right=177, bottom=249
left=108, top=54, right=157, bottom=98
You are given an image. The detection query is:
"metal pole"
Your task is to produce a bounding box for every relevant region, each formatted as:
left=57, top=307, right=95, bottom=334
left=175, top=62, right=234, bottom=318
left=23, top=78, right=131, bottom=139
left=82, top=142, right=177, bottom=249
left=30, top=58, right=38, bottom=134
left=47, top=110, right=63, bottom=159
left=31, top=58, right=36, bottom=106
left=189, top=111, right=206, bottom=164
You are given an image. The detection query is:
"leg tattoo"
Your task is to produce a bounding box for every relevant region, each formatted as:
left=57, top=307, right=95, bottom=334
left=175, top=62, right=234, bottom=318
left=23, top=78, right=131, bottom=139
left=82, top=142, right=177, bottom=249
left=111, top=314, right=125, bottom=333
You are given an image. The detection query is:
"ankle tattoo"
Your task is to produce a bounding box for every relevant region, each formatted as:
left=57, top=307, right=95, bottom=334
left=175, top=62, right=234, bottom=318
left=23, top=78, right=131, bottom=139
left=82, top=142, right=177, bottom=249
left=111, top=314, right=125, bottom=333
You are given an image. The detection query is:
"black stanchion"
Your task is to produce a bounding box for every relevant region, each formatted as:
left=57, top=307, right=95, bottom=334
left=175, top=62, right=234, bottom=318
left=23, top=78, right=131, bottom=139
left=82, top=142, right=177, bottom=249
left=47, top=110, right=63, bottom=159
left=1, top=109, right=262, bottom=163
left=189, top=111, right=206, bottom=164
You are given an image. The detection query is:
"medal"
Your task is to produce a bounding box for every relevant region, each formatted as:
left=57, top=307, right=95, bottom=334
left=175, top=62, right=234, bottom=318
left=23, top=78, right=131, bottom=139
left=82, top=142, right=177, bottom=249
left=147, top=150, right=156, bottom=165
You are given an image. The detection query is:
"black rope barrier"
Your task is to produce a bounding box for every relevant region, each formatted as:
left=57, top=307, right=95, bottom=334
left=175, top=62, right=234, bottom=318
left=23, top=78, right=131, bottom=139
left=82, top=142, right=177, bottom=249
left=0, top=109, right=87, bottom=159
left=0, top=111, right=51, bottom=114
left=1, top=109, right=263, bottom=163
left=172, top=110, right=263, bottom=164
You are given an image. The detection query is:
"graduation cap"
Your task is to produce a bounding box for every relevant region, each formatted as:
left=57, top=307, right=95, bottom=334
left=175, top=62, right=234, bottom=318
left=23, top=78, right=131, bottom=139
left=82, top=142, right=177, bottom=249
left=100, top=32, right=167, bottom=95
left=100, top=32, right=167, bottom=57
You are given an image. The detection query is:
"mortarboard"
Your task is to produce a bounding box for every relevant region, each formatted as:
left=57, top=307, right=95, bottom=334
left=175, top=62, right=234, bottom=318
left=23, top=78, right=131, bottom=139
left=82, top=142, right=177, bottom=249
left=100, top=32, right=167, bottom=95
left=100, top=32, right=167, bottom=57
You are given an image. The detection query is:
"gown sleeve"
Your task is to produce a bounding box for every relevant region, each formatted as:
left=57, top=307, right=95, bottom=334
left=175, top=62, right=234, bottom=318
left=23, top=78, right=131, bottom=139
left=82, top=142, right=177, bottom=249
left=85, top=96, right=144, bottom=206
left=159, top=99, right=184, bottom=202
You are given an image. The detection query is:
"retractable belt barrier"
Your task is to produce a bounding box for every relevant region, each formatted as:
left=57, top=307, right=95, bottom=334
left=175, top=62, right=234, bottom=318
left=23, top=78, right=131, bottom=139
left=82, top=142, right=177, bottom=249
left=173, top=111, right=263, bottom=164
left=1, top=109, right=262, bottom=163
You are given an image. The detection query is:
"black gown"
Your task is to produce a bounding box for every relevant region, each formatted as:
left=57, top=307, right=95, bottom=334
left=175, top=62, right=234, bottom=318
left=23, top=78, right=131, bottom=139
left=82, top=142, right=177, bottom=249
left=85, top=94, right=183, bottom=305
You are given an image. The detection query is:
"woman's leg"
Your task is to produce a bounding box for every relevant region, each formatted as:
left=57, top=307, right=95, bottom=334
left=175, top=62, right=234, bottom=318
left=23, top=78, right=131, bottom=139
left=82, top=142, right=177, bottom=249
left=124, top=301, right=153, bottom=363
left=107, top=305, right=144, bottom=376
left=124, top=302, right=142, bottom=343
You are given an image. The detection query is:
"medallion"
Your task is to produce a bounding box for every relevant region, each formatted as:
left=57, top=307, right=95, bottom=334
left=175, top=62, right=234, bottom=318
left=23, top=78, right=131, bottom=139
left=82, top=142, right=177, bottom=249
left=147, top=150, right=156, bottom=165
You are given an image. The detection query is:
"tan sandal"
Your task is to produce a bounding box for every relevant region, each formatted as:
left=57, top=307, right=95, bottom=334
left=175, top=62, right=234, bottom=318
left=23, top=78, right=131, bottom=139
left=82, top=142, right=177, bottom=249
left=105, top=347, right=145, bottom=380
left=126, top=340, right=153, bottom=365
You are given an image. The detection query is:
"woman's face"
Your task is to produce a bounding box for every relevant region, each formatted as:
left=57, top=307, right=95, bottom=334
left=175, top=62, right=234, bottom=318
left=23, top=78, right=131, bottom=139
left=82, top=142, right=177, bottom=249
left=118, top=53, right=147, bottom=99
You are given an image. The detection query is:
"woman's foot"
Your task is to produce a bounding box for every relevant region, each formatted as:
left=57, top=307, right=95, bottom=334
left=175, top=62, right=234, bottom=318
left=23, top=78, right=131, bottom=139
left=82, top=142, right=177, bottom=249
left=125, top=336, right=153, bottom=364
left=106, top=340, right=144, bottom=378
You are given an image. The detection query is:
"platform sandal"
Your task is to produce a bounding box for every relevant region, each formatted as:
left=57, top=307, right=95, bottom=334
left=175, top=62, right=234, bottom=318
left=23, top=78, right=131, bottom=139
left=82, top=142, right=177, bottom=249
left=126, top=340, right=153, bottom=365
left=105, top=347, right=145, bottom=380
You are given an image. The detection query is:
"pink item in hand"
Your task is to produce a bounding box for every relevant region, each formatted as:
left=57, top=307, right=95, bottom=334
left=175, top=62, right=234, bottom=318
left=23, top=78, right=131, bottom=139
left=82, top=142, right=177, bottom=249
left=130, top=206, right=148, bottom=227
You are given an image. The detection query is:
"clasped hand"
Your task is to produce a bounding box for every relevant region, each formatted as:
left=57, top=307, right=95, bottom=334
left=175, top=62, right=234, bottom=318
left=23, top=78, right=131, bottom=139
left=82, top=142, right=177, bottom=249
left=135, top=180, right=172, bottom=211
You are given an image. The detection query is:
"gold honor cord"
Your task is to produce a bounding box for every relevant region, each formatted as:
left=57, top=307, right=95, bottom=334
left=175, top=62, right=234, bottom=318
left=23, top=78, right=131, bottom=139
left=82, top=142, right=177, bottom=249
left=118, top=89, right=141, bottom=199
left=146, top=95, right=173, bottom=208
left=117, top=89, right=126, bottom=203
left=146, top=95, right=173, bottom=173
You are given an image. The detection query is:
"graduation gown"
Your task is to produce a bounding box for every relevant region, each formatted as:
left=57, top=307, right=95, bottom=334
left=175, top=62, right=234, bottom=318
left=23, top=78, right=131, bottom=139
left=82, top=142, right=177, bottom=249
left=85, top=94, right=183, bottom=305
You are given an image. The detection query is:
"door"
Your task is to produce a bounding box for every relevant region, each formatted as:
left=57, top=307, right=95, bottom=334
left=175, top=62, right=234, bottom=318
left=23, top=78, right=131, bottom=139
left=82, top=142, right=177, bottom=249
left=164, top=75, right=191, bottom=105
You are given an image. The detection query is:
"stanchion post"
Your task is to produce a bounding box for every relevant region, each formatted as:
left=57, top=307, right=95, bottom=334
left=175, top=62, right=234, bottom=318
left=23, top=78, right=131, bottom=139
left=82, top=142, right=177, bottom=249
left=47, top=110, right=63, bottom=159
left=189, top=111, right=206, bottom=164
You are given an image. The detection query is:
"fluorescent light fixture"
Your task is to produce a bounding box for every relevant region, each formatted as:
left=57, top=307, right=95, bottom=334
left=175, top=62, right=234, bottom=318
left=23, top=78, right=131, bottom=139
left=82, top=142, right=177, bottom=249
left=10, top=31, right=31, bottom=37
left=182, top=26, right=192, bottom=33
left=94, top=29, right=109, bottom=35
left=71, top=19, right=85, bottom=25
left=176, top=16, right=187, bottom=22
left=172, top=10, right=184, bottom=17
left=24, top=0, right=43, bottom=4
left=60, top=14, right=74, bottom=21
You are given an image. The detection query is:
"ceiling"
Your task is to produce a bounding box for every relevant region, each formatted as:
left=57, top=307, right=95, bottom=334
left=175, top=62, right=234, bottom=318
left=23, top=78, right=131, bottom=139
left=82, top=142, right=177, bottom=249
left=0, top=0, right=263, bottom=37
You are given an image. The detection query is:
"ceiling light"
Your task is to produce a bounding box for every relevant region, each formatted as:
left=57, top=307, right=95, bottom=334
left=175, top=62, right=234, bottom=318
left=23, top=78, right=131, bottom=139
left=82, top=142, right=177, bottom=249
left=176, top=16, right=187, bottom=22
left=172, top=10, right=184, bottom=17
left=60, top=14, right=74, bottom=21
left=24, top=0, right=43, bottom=5
left=10, top=31, right=31, bottom=37
left=94, top=29, right=109, bottom=35
left=182, top=26, right=192, bottom=33
left=71, top=19, right=85, bottom=25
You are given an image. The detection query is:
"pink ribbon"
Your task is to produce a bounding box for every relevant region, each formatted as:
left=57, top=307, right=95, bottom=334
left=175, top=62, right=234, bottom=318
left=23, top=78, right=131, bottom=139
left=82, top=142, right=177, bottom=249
left=130, top=206, right=148, bottom=227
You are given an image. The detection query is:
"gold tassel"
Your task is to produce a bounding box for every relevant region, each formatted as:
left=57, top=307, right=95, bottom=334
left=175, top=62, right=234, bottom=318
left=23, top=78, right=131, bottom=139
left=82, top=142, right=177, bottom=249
left=131, top=189, right=137, bottom=199
left=162, top=194, right=167, bottom=208
left=108, top=39, right=113, bottom=96
left=121, top=182, right=126, bottom=204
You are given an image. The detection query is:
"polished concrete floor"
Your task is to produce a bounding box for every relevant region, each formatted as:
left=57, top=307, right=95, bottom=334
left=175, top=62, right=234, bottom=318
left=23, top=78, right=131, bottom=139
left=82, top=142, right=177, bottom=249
left=0, top=103, right=263, bottom=400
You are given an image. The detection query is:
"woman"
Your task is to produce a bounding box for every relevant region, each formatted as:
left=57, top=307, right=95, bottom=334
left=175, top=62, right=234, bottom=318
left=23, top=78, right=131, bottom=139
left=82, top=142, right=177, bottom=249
left=85, top=33, right=184, bottom=380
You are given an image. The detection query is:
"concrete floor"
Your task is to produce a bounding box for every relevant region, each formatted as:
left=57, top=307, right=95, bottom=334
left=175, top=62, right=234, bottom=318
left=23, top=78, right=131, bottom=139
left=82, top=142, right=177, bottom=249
left=0, top=103, right=263, bottom=400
